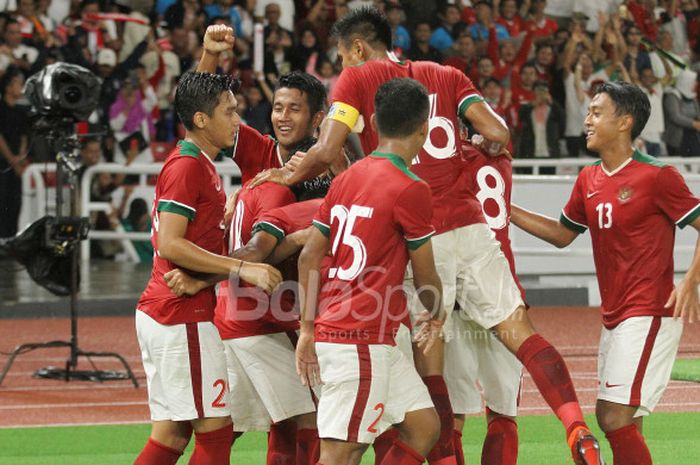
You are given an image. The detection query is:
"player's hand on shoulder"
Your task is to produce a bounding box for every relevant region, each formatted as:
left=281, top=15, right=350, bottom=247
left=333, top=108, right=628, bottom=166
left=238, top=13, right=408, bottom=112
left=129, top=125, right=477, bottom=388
left=295, top=331, right=321, bottom=387
left=471, top=134, right=512, bottom=160
left=249, top=167, right=293, bottom=188
left=286, top=151, right=307, bottom=172
left=203, top=24, right=235, bottom=55
left=413, top=309, right=445, bottom=355
left=238, top=261, right=283, bottom=294
left=163, top=269, right=205, bottom=297
left=666, top=278, right=700, bottom=323
left=223, top=188, right=241, bottom=227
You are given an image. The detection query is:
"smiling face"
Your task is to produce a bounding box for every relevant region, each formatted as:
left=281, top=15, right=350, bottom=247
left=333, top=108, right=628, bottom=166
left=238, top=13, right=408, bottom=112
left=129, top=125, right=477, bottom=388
left=201, top=90, right=239, bottom=149
left=271, top=87, right=316, bottom=150
left=584, top=92, right=628, bottom=152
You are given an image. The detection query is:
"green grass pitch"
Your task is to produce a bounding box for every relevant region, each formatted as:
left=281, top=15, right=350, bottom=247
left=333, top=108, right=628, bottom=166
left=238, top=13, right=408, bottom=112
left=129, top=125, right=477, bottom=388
left=0, top=412, right=698, bottom=464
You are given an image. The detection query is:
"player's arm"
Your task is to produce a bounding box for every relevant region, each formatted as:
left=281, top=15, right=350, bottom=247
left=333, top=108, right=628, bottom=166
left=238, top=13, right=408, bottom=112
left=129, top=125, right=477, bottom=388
left=296, top=226, right=330, bottom=387
left=409, top=240, right=446, bottom=354
left=249, top=117, right=349, bottom=188
left=510, top=204, right=579, bottom=248
left=267, top=227, right=312, bottom=264
left=665, top=216, right=700, bottom=323
left=230, top=230, right=278, bottom=263
left=157, top=212, right=281, bottom=293
left=196, top=25, right=235, bottom=73
left=463, top=100, right=511, bottom=156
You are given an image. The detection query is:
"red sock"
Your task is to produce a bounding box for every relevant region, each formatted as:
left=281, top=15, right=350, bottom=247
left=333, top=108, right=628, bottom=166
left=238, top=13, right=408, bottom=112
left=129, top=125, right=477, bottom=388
left=297, top=428, right=320, bottom=465
left=267, top=421, right=297, bottom=465
left=374, top=429, right=399, bottom=464
left=134, top=437, right=183, bottom=465
left=188, top=424, right=234, bottom=465
left=453, top=430, right=465, bottom=465
left=482, top=415, right=518, bottom=465
left=379, top=439, right=426, bottom=465
left=422, top=376, right=457, bottom=464
left=605, top=424, right=652, bottom=465
left=516, top=335, right=585, bottom=436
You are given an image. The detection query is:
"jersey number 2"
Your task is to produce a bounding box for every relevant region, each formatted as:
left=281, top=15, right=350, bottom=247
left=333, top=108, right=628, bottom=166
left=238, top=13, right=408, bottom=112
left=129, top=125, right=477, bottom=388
left=212, top=379, right=227, bottom=408
left=329, top=204, right=373, bottom=281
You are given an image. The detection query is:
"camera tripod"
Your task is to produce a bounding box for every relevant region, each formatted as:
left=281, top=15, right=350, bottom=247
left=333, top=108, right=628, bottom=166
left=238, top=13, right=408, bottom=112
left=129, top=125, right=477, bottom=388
left=0, top=149, right=139, bottom=388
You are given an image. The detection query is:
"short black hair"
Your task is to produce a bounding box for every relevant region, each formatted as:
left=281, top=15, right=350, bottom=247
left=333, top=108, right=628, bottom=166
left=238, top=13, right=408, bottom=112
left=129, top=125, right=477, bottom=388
left=374, top=78, right=429, bottom=138
left=593, top=81, right=650, bottom=139
left=275, top=71, right=327, bottom=115
left=175, top=72, right=240, bottom=130
left=332, top=6, right=392, bottom=50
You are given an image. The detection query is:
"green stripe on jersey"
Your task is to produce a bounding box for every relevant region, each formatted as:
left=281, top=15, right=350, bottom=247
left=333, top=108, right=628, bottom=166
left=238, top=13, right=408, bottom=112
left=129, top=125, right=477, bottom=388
left=177, top=140, right=201, bottom=158
left=632, top=149, right=666, bottom=167
left=559, top=212, right=587, bottom=234
left=406, top=232, right=434, bottom=251
left=458, top=94, right=484, bottom=116
left=312, top=220, right=330, bottom=237
left=252, top=221, right=285, bottom=243
left=370, top=152, right=422, bottom=181
left=157, top=200, right=196, bottom=221
left=678, top=204, right=700, bottom=229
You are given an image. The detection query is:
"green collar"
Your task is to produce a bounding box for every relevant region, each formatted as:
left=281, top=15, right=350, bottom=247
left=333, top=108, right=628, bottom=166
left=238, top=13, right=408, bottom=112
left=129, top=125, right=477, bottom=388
left=370, top=151, right=421, bottom=181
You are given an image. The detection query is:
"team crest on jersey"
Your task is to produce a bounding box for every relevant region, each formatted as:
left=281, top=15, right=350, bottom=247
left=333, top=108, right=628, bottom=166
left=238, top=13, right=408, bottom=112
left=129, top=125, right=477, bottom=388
left=618, top=186, right=633, bottom=202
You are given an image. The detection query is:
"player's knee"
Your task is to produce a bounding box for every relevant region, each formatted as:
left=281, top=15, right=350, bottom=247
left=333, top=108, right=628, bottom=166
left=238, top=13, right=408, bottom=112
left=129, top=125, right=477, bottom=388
left=400, top=407, right=440, bottom=455
left=595, top=401, right=634, bottom=433
left=294, top=412, right=317, bottom=430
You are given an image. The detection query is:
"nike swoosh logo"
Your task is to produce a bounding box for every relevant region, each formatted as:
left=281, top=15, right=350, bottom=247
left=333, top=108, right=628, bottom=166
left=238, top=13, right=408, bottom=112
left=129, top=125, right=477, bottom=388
left=604, top=381, right=624, bottom=388
left=587, top=191, right=598, bottom=199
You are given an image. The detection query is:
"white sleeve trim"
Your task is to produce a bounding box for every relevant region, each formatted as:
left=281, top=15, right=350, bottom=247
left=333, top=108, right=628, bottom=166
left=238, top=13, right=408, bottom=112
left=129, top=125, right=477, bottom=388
left=159, top=198, right=196, bottom=213
left=561, top=211, right=587, bottom=230
left=676, top=203, right=700, bottom=225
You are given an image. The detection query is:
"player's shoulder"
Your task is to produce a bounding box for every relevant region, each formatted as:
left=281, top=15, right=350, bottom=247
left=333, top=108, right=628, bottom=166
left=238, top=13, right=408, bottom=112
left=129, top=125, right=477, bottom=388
left=161, top=140, right=204, bottom=171
left=631, top=150, right=668, bottom=170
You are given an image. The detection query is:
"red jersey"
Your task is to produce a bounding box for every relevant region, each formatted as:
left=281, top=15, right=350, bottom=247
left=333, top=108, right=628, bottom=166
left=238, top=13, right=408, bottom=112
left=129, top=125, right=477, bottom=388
left=215, top=182, right=296, bottom=339
left=525, top=17, right=558, bottom=39
left=561, top=151, right=700, bottom=328
left=231, top=123, right=284, bottom=184
left=137, top=140, right=226, bottom=325
left=461, top=144, right=525, bottom=300
left=329, top=54, right=486, bottom=234
left=312, top=153, right=435, bottom=345
left=497, top=16, right=526, bottom=37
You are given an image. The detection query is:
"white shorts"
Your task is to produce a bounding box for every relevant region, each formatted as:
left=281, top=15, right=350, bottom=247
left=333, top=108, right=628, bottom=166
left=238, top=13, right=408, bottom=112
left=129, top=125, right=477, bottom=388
left=444, top=314, right=523, bottom=417
left=598, top=316, right=683, bottom=417
left=315, top=342, right=434, bottom=444
left=223, top=331, right=317, bottom=432
left=404, top=223, right=524, bottom=337
left=135, top=311, right=231, bottom=421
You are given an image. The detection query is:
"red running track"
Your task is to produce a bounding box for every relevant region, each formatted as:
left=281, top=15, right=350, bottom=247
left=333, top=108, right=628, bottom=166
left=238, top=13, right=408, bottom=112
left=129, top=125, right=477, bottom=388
left=0, top=307, right=698, bottom=428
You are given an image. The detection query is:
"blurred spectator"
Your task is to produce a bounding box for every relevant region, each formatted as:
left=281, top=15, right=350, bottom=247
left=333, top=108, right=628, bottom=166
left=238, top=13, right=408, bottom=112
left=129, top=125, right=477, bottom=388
left=264, top=27, right=293, bottom=76
left=509, top=62, right=537, bottom=126
left=663, top=69, right=700, bottom=157
left=164, top=0, right=206, bottom=32
left=306, top=53, right=338, bottom=98
left=527, top=0, right=560, bottom=42
left=530, top=41, right=555, bottom=83
left=495, top=0, right=528, bottom=37
left=623, top=24, right=652, bottom=73
left=244, top=83, right=272, bottom=134
left=517, top=80, right=565, bottom=163
left=256, top=0, right=295, bottom=32
left=234, top=91, right=248, bottom=121
left=488, top=24, right=535, bottom=86
left=109, top=68, right=158, bottom=165
left=120, top=0, right=153, bottom=62
left=386, top=3, right=410, bottom=53
left=476, top=55, right=496, bottom=88
left=0, top=67, right=29, bottom=239
left=293, top=25, right=322, bottom=71
left=544, top=0, right=575, bottom=26
left=408, top=21, right=443, bottom=63
left=469, top=0, right=509, bottom=49
left=431, top=3, right=463, bottom=51
left=482, top=76, right=511, bottom=120
left=0, top=18, right=38, bottom=75
left=205, top=0, right=243, bottom=36
left=119, top=193, right=153, bottom=263
left=443, top=33, right=478, bottom=78
left=637, top=66, right=667, bottom=156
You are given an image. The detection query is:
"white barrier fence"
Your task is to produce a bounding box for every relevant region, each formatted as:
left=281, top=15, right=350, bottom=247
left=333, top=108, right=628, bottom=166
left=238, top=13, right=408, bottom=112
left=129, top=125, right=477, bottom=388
left=18, top=158, right=700, bottom=274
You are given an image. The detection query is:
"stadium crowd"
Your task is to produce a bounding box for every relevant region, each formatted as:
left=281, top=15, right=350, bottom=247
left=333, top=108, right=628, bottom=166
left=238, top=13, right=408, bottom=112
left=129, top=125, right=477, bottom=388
left=0, top=0, right=700, bottom=244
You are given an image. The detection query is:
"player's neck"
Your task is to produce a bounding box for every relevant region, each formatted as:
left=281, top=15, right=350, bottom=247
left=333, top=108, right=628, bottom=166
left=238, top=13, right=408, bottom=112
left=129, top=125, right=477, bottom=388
left=369, top=48, right=389, bottom=62
left=184, top=133, right=218, bottom=162
left=375, top=140, right=418, bottom=166
left=599, top=142, right=635, bottom=173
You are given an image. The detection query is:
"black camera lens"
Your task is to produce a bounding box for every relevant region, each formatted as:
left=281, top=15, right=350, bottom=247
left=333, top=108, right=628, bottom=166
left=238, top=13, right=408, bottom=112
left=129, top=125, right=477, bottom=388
left=62, top=85, right=83, bottom=105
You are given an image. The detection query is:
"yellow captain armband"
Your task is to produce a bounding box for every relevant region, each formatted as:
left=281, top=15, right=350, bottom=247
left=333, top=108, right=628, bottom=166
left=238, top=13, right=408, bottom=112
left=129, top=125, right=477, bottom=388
left=327, top=101, right=360, bottom=131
